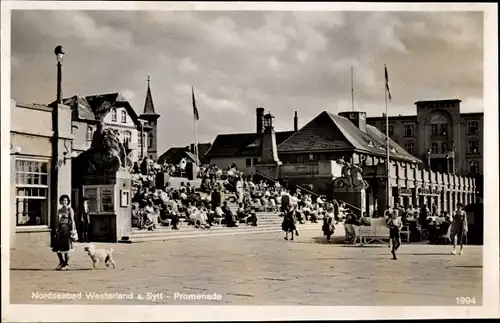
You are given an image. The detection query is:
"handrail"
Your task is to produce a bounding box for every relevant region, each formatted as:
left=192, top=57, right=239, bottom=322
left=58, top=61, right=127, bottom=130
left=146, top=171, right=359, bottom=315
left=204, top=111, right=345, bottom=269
left=255, top=171, right=361, bottom=213
left=254, top=171, right=278, bottom=184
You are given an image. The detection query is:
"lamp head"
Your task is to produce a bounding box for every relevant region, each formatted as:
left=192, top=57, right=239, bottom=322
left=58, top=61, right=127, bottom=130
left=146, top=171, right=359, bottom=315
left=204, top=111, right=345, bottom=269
left=54, top=45, right=65, bottom=63
left=71, top=151, right=78, bottom=158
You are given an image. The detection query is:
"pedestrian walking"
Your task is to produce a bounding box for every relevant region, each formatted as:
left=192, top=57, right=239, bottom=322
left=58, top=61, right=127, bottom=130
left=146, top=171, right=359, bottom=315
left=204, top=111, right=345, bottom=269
left=322, top=206, right=335, bottom=242
left=386, top=209, right=403, bottom=260
left=79, top=197, right=91, bottom=243
left=282, top=206, right=297, bottom=241
left=451, top=203, right=468, bottom=255
left=52, top=194, right=77, bottom=270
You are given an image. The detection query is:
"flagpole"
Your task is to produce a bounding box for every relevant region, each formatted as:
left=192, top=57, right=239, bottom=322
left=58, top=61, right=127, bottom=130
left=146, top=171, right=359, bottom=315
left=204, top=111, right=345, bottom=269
left=191, top=85, right=200, bottom=168
left=194, top=115, right=199, bottom=167
left=384, top=65, right=390, bottom=210
left=351, top=66, right=355, bottom=111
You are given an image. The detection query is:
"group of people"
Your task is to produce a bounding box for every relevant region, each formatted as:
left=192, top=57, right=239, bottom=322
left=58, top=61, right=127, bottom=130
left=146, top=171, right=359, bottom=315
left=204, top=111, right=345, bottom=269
left=384, top=202, right=468, bottom=260
left=49, top=155, right=471, bottom=268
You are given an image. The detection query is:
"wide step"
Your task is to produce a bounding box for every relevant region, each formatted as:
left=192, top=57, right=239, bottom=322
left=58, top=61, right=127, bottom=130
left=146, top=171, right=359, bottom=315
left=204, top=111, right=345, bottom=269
left=121, top=222, right=322, bottom=243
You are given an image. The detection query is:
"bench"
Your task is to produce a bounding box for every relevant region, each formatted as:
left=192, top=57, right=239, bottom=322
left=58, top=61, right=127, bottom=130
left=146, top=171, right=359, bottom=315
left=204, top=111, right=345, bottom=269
left=354, top=218, right=390, bottom=246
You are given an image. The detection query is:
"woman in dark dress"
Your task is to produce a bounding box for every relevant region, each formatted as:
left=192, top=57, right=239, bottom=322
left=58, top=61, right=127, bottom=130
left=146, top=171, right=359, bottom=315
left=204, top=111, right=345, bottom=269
left=52, top=194, right=77, bottom=270
left=282, top=206, right=297, bottom=241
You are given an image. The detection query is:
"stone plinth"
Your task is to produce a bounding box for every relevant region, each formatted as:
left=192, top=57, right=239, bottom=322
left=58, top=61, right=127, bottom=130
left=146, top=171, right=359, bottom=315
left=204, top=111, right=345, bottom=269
left=82, top=169, right=132, bottom=243
left=333, top=188, right=366, bottom=216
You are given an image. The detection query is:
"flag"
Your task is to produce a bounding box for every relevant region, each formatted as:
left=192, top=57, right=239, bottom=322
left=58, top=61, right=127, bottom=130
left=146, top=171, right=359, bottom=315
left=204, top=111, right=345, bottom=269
left=191, top=85, right=199, bottom=121
left=384, top=64, right=392, bottom=101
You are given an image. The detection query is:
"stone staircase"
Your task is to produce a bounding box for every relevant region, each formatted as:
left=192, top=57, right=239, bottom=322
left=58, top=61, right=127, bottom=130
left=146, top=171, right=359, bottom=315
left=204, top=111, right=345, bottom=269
left=121, top=203, right=322, bottom=243
left=120, top=176, right=322, bottom=243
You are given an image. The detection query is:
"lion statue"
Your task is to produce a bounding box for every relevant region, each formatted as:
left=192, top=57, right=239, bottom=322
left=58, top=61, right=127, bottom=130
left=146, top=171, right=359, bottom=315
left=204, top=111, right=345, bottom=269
left=78, top=119, right=131, bottom=175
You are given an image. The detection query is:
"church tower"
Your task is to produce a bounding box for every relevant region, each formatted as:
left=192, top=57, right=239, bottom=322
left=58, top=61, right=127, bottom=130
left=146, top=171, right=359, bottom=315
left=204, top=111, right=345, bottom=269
left=139, top=76, right=160, bottom=160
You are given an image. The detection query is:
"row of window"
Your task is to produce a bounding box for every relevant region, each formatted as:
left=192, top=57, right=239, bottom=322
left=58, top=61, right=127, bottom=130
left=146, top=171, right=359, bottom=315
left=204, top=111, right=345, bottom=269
left=382, top=121, right=480, bottom=138
left=86, top=127, right=154, bottom=148
left=15, top=159, right=49, bottom=226
left=111, top=109, right=128, bottom=123
left=404, top=140, right=480, bottom=155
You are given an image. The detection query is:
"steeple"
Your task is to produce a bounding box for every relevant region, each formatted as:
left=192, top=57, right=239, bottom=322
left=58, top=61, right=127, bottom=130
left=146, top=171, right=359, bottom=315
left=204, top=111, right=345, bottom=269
left=140, top=76, right=160, bottom=121
left=143, top=76, right=157, bottom=115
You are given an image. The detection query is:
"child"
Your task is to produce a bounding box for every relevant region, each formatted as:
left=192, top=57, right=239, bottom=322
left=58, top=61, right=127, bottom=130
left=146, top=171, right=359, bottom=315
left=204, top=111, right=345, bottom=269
left=387, top=209, right=403, bottom=260
left=322, top=206, right=335, bottom=242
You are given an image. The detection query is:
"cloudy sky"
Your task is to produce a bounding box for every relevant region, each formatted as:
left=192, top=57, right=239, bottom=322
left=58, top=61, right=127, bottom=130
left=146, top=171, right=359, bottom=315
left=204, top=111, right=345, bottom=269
left=11, top=10, right=483, bottom=153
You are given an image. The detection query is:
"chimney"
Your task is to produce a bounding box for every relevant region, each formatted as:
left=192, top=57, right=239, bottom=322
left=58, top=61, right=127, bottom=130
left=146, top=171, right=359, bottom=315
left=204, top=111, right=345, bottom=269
left=256, top=107, right=265, bottom=133
left=338, top=111, right=367, bottom=133
left=294, top=111, right=298, bottom=132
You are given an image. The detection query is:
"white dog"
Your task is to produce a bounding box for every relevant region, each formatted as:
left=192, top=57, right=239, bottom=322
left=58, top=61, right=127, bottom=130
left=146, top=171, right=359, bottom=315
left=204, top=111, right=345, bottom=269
left=83, top=244, right=116, bottom=269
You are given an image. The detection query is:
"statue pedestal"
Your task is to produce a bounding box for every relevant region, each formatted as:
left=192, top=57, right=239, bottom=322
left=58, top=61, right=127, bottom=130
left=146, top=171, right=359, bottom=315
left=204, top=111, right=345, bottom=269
left=82, top=169, right=132, bottom=242
left=333, top=187, right=366, bottom=217
left=255, top=162, right=282, bottom=181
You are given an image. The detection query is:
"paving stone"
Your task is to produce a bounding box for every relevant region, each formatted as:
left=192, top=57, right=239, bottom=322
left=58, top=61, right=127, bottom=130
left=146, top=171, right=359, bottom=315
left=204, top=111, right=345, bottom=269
left=9, top=230, right=482, bottom=305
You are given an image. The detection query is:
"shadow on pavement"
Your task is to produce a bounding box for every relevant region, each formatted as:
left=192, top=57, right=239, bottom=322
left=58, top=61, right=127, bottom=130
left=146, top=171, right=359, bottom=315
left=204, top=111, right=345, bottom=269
left=11, top=268, right=95, bottom=271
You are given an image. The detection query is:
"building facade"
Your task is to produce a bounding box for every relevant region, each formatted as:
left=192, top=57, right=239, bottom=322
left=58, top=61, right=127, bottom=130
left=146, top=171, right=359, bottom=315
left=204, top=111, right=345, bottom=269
left=366, top=99, right=483, bottom=196
left=268, top=110, right=476, bottom=216
left=56, top=93, right=152, bottom=163
left=10, top=99, right=74, bottom=248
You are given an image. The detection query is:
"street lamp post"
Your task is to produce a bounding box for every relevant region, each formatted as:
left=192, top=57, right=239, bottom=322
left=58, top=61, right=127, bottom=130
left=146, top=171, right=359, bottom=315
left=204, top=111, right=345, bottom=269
left=51, top=45, right=65, bottom=248
left=54, top=45, right=65, bottom=103
left=427, top=149, right=432, bottom=170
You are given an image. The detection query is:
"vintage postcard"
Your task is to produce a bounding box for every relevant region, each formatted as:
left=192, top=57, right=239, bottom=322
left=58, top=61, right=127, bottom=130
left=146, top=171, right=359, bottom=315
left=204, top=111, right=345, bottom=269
left=1, top=1, right=498, bottom=321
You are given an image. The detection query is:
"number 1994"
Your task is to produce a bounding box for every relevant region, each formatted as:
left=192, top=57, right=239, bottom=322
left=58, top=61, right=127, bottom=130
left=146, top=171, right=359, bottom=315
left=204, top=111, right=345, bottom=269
left=456, top=297, right=476, bottom=305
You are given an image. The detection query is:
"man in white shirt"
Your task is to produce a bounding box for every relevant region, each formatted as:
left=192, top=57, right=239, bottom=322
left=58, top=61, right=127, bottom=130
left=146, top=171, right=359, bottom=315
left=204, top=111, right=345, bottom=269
left=235, top=177, right=243, bottom=203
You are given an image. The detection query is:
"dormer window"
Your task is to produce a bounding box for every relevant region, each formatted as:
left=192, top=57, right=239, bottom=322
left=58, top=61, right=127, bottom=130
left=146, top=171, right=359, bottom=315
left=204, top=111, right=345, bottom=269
left=367, top=140, right=374, bottom=147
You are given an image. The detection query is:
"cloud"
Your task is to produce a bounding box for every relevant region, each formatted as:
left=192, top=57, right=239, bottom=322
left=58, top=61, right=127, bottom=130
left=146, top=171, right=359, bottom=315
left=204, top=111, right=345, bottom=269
left=178, top=57, right=199, bottom=74
left=10, top=10, right=484, bottom=153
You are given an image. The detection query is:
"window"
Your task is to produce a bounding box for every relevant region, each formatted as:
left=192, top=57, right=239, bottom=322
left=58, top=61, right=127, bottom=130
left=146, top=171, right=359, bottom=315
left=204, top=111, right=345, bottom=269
left=404, top=125, right=414, bottom=137
left=382, top=124, right=394, bottom=137
left=123, top=131, right=132, bottom=144
left=246, top=158, right=252, bottom=167
left=121, top=111, right=127, bottom=123
left=441, top=142, right=448, bottom=154
left=15, top=159, right=49, bottom=226
left=86, top=126, right=93, bottom=141
left=431, top=142, right=439, bottom=154
left=439, top=124, right=448, bottom=136
left=148, top=135, right=153, bottom=148
left=468, top=140, right=479, bottom=154
left=111, top=108, right=117, bottom=122
left=469, top=161, right=480, bottom=174
left=404, top=143, right=415, bottom=154
left=468, top=121, right=479, bottom=134
left=309, top=154, right=315, bottom=161
left=252, top=158, right=259, bottom=166
left=431, top=124, right=438, bottom=136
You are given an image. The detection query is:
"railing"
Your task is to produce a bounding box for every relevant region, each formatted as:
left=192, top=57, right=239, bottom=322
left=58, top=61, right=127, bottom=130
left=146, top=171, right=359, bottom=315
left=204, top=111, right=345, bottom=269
left=255, top=171, right=361, bottom=213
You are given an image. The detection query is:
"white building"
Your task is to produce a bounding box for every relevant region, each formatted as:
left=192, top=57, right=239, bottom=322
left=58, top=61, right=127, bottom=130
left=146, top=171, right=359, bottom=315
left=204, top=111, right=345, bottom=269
left=55, top=79, right=160, bottom=163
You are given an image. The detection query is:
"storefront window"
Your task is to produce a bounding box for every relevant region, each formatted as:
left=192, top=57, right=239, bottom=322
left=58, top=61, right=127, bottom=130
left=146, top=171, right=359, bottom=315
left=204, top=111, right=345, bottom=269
left=15, top=159, right=49, bottom=226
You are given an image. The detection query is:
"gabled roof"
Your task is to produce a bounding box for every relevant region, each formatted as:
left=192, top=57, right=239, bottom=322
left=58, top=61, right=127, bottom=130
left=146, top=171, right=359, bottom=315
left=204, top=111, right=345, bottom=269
left=51, top=92, right=143, bottom=128
left=60, top=95, right=95, bottom=121
left=205, top=131, right=295, bottom=158
left=278, top=111, right=421, bottom=163
left=158, top=147, right=198, bottom=165
left=197, top=143, right=212, bottom=163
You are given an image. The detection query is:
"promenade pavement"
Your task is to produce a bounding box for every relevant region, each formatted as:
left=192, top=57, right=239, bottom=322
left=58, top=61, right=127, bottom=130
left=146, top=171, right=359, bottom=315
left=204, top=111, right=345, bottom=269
left=9, top=229, right=482, bottom=306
